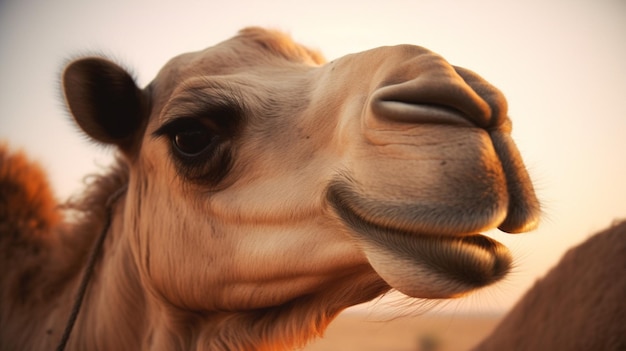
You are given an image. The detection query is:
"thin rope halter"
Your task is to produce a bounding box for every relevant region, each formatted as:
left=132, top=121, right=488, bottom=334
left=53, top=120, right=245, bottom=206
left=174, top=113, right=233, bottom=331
left=55, top=185, right=127, bottom=351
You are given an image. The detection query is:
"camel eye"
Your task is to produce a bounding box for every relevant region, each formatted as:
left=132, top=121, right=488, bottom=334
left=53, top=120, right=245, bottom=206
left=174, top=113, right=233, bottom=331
left=173, top=128, right=215, bottom=156
left=153, top=114, right=234, bottom=185
left=154, top=117, right=218, bottom=158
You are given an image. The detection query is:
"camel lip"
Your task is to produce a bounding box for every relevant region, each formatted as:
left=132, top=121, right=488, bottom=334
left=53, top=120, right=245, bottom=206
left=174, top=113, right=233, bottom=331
left=327, top=185, right=512, bottom=294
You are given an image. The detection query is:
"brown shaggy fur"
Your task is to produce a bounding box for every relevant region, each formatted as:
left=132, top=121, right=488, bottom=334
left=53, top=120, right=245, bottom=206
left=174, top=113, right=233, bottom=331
left=474, top=220, right=626, bottom=351
left=0, top=145, right=128, bottom=351
left=0, top=144, right=60, bottom=237
left=0, top=144, right=68, bottom=350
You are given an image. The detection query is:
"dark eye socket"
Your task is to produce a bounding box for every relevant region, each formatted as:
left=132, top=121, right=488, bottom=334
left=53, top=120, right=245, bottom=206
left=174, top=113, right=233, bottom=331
left=152, top=94, right=243, bottom=186
left=153, top=116, right=233, bottom=185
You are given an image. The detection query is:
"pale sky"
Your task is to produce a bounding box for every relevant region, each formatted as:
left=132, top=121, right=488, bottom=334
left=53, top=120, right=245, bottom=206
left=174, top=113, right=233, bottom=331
left=1, top=0, right=625, bottom=314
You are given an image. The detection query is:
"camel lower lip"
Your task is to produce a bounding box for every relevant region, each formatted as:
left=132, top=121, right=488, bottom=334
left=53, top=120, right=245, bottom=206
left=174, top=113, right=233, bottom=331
left=327, top=185, right=512, bottom=297
left=364, top=231, right=511, bottom=289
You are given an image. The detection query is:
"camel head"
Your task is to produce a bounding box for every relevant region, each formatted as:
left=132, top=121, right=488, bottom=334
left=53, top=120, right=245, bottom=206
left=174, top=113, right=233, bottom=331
left=62, top=28, right=539, bottom=315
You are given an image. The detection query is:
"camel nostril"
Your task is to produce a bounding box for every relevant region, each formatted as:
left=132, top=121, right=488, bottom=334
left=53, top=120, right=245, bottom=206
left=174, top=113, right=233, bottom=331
left=372, top=100, right=475, bottom=127
left=371, top=69, right=494, bottom=129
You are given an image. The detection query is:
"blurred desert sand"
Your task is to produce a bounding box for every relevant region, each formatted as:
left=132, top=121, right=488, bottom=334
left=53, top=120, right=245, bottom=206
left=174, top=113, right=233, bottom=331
left=301, top=312, right=502, bottom=351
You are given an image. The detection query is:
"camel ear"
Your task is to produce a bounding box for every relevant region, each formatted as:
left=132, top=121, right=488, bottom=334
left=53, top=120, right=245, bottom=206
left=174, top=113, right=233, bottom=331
left=63, top=57, right=144, bottom=150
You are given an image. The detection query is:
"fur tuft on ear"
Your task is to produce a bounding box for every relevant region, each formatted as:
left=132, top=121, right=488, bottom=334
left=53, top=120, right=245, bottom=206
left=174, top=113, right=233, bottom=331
left=62, top=57, right=145, bottom=150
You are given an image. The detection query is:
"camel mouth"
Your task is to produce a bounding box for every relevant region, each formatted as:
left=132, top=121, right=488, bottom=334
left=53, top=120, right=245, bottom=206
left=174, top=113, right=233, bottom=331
left=327, top=183, right=512, bottom=298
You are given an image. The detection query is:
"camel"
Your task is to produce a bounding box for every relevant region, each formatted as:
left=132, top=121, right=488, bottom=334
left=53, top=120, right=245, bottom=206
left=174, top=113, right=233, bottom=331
left=0, top=27, right=540, bottom=351
left=474, top=219, right=626, bottom=351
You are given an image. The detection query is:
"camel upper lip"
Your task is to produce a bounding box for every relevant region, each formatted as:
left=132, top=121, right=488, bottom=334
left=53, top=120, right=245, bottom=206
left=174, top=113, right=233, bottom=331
left=326, top=184, right=512, bottom=291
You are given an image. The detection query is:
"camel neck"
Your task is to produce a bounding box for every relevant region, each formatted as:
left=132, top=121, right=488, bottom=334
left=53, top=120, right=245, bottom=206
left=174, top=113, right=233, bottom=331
left=63, top=203, right=148, bottom=351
